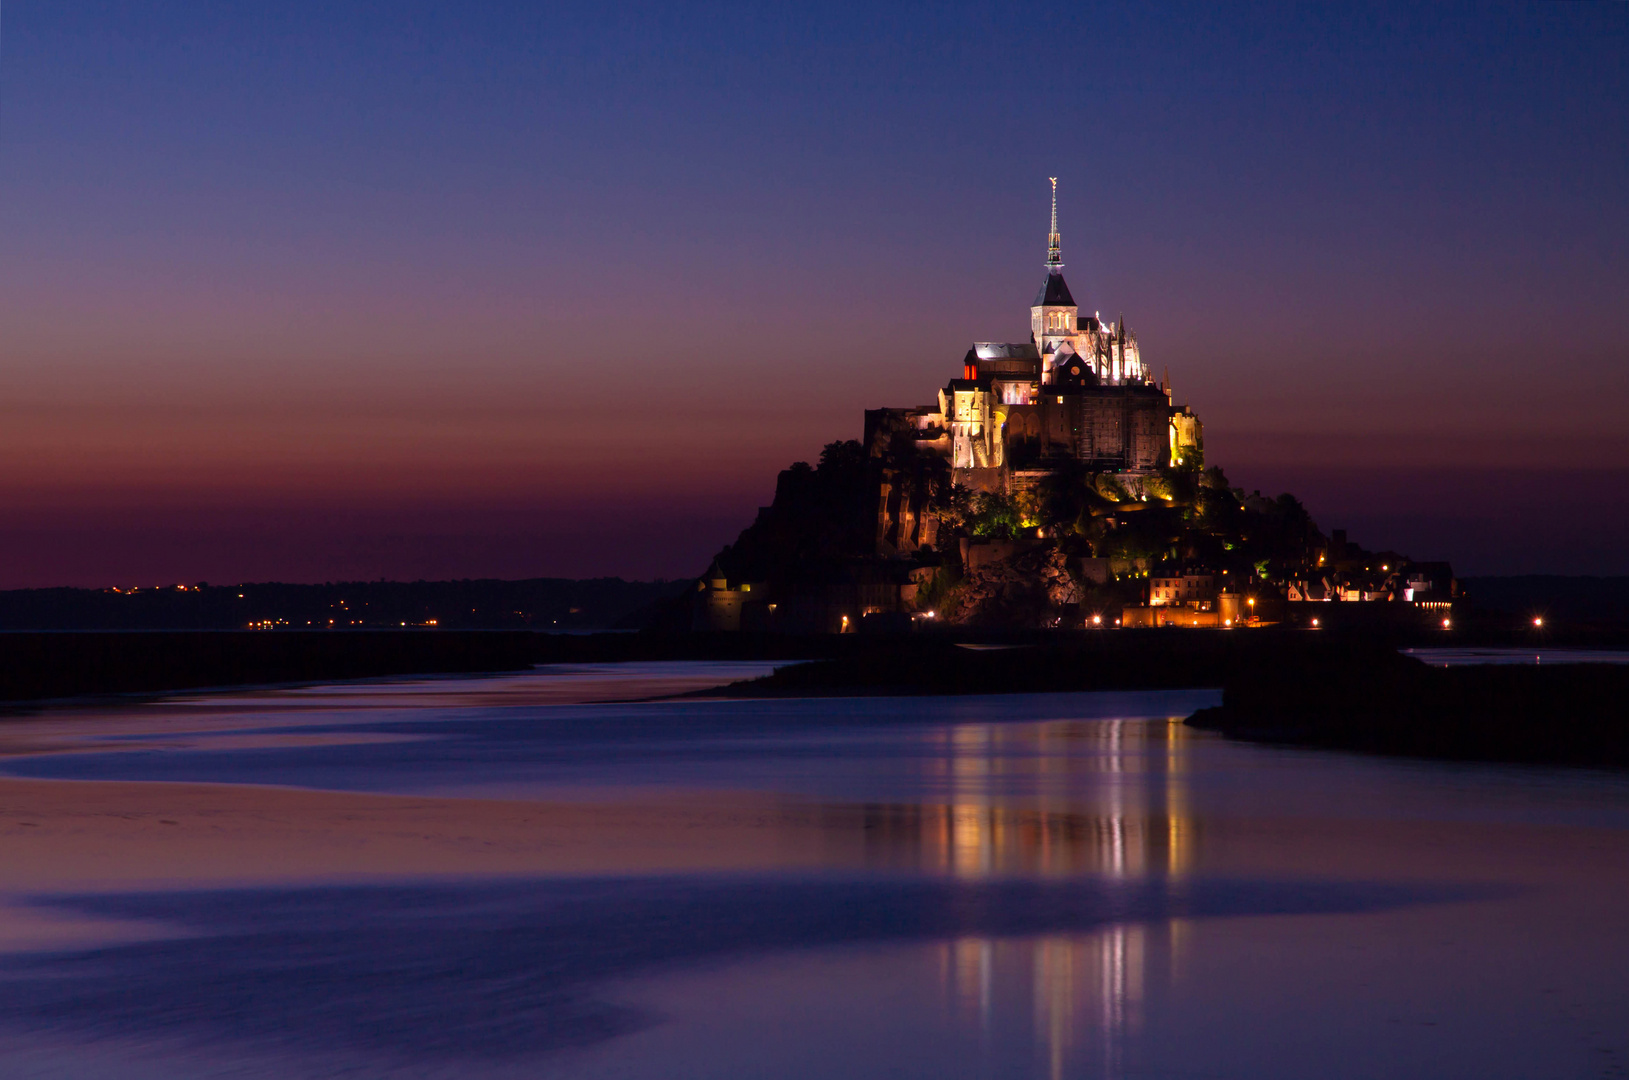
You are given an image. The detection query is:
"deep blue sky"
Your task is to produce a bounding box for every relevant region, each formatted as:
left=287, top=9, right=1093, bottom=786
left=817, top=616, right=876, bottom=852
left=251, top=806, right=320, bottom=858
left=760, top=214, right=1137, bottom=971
left=1, top=2, right=1625, bottom=583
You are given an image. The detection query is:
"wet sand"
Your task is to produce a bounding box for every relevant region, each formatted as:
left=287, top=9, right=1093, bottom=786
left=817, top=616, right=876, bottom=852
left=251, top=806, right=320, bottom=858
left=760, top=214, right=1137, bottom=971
left=0, top=778, right=868, bottom=891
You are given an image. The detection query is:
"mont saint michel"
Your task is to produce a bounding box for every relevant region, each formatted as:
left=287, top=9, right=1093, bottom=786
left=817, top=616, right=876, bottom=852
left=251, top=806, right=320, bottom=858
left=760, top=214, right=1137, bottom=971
left=4, top=7, right=1625, bottom=1078
left=692, top=183, right=1447, bottom=634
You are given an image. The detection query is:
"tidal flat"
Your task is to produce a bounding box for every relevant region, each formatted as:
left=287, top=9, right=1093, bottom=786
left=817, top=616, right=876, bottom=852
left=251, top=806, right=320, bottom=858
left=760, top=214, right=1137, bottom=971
left=0, top=661, right=1626, bottom=1078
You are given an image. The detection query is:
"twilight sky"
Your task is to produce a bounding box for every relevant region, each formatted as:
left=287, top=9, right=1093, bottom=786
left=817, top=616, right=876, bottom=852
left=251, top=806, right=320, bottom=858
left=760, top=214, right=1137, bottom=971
left=1, top=1, right=1626, bottom=586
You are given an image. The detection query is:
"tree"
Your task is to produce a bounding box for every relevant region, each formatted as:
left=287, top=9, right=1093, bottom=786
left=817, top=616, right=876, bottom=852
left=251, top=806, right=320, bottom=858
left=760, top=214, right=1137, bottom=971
left=1094, top=473, right=1133, bottom=503
left=1036, top=459, right=1110, bottom=535
left=969, top=491, right=1023, bottom=540
left=934, top=483, right=976, bottom=534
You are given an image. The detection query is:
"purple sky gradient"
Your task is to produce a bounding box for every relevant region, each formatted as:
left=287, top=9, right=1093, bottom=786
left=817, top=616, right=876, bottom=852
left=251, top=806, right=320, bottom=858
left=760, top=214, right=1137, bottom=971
left=1, top=2, right=1625, bottom=585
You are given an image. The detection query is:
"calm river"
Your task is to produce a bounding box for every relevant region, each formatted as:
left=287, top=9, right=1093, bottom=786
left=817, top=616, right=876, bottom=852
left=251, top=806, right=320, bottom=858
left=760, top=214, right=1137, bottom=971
left=0, top=661, right=1625, bottom=1078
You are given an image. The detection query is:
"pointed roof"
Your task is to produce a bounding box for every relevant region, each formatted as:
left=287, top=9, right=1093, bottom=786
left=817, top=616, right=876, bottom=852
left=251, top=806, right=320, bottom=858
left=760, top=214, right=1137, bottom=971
left=1052, top=353, right=1098, bottom=388
left=1033, top=270, right=1076, bottom=307
left=1047, top=177, right=1062, bottom=270
left=972, top=342, right=1040, bottom=360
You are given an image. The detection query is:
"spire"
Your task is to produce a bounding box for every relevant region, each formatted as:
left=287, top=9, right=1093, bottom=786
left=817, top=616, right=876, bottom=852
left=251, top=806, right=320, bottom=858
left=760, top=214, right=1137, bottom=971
left=1046, top=177, right=1062, bottom=270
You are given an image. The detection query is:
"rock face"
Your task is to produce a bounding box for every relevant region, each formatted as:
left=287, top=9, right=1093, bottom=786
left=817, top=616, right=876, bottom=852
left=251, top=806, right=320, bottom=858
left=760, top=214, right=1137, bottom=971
left=945, top=546, right=1080, bottom=628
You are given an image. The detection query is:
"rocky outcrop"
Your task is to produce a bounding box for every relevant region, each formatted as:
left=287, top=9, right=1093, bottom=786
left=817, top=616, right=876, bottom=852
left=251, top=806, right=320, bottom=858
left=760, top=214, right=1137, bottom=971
left=944, top=545, right=1080, bottom=628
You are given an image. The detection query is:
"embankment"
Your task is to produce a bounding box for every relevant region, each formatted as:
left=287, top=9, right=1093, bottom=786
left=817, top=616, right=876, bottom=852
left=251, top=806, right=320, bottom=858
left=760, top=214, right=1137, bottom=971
left=1186, top=653, right=1629, bottom=768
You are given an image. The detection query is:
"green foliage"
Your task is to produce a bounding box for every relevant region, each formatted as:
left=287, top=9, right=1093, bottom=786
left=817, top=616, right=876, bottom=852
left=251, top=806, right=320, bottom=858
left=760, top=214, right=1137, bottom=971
left=911, top=564, right=959, bottom=613
left=1034, top=459, right=1109, bottom=536
left=1158, top=467, right=1200, bottom=505
left=969, top=491, right=1023, bottom=540
left=933, top=483, right=976, bottom=533
left=712, top=424, right=1335, bottom=609
left=1096, top=504, right=1183, bottom=561
left=1093, top=473, right=1133, bottom=503
left=1142, top=474, right=1174, bottom=502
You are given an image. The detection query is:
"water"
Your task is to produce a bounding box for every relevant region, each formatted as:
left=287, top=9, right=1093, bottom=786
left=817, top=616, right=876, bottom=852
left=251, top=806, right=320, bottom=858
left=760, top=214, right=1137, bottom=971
left=0, top=661, right=1625, bottom=1078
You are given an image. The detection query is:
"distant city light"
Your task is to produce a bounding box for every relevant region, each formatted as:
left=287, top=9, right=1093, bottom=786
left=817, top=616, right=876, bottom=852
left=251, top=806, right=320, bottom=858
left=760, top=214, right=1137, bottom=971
left=1442, top=618, right=1452, bottom=629
left=1533, top=616, right=1544, bottom=628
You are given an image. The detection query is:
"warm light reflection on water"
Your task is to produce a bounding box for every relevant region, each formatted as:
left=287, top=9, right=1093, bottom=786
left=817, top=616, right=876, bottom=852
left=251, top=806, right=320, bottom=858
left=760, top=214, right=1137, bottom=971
left=863, top=719, right=1195, bottom=880
left=941, top=927, right=1153, bottom=1080
left=0, top=666, right=1625, bottom=1079
left=916, top=720, right=1188, bottom=1077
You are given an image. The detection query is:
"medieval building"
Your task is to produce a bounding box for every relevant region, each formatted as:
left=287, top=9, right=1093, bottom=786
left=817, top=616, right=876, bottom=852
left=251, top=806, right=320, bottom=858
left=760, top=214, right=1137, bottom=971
left=866, top=180, right=1203, bottom=551
left=691, top=182, right=1213, bottom=631
left=688, top=183, right=1457, bottom=633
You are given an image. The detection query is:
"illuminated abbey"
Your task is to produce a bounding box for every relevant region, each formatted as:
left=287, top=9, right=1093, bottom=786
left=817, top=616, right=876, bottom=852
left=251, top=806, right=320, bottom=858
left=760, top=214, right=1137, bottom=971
left=690, top=181, right=1233, bottom=632
left=866, top=180, right=1202, bottom=531
left=688, top=182, right=1454, bottom=633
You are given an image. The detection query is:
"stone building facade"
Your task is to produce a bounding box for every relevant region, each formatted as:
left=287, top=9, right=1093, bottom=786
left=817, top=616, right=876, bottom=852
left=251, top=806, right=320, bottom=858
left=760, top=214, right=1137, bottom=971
left=696, top=183, right=1210, bottom=632
left=866, top=181, right=1203, bottom=510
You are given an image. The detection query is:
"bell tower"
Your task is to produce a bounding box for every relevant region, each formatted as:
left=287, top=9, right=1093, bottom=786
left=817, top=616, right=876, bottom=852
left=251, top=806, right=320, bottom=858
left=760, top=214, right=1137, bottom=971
left=1030, top=178, right=1079, bottom=379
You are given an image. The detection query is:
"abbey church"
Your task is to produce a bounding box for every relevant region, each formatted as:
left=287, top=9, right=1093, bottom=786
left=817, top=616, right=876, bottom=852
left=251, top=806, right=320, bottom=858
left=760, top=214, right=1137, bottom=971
left=690, top=182, right=1215, bottom=632
left=864, top=181, right=1203, bottom=552
left=689, top=183, right=1451, bottom=633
